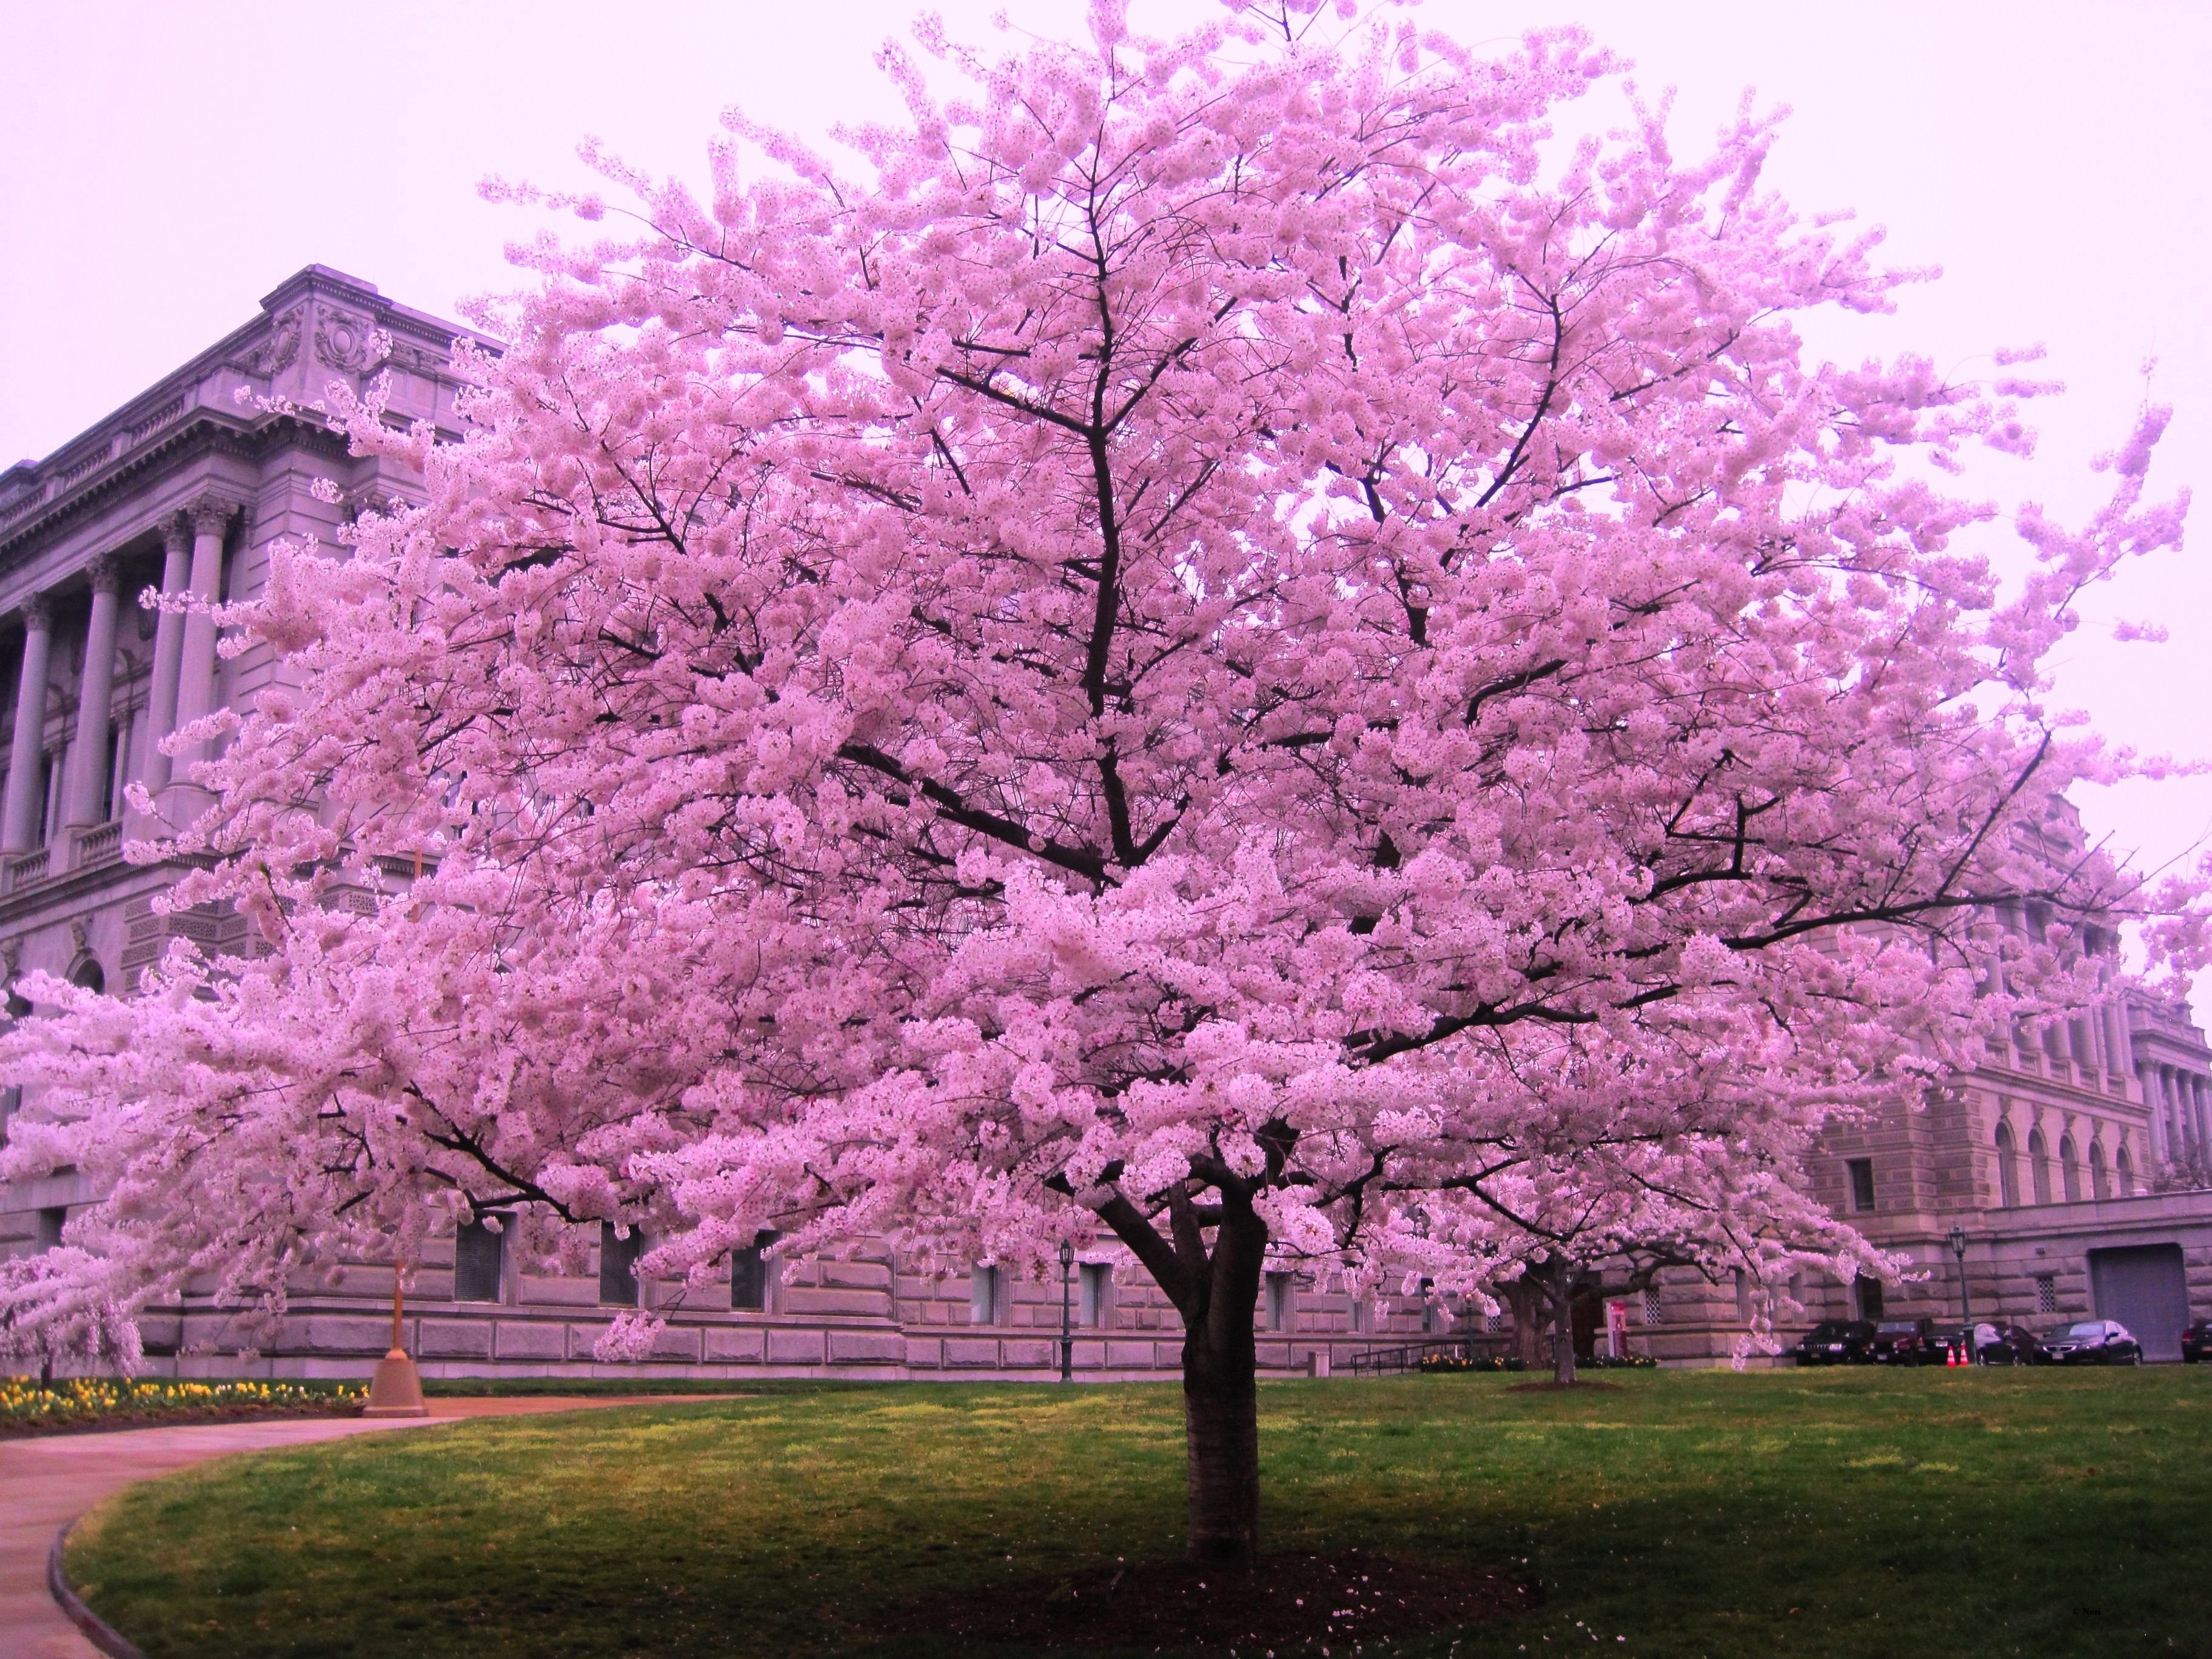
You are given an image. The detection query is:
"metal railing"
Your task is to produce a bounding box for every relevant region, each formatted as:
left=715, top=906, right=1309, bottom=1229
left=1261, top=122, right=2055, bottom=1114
left=1345, top=1335, right=1512, bottom=1376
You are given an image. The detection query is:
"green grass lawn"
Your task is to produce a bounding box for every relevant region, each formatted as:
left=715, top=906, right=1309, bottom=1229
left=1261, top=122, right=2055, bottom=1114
left=64, top=1367, right=2212, bottom=1658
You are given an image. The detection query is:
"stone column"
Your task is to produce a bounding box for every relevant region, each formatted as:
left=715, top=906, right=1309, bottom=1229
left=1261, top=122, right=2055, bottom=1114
left=2142, top=1065, right=2167, bottom=1164
left=1, top=594, right=55, bottom=853
left=140, top=514, right=192, bottom=795
left=166, top=496, right=232, bottom=785
left=64, top=555, right=123, bottom=827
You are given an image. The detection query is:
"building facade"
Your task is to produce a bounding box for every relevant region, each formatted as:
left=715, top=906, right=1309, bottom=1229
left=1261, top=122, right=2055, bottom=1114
left=3, top=271, right=2209, bottom=1381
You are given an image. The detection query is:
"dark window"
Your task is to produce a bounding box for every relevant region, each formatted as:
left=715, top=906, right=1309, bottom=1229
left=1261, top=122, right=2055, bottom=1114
left=454, top=1219, right=504, bottom=1302
left=2035, top=1273, right=2057, bottom=1315
left=1854, top=1275, right=1885, bottom=1321
left=36, top=1205, right=65, bottom=1252
left=731, top=1232, right=778, bottom=1311
left=1994, top=1121, right=2020, bottom=1207
left=1265, top=1271, right=1294, bottom=1332
left=0, top=1084, right=18, bottom=1147
left=1846, top=1158, right=1877, bottom=1213
left=598, top=1221, right=643, bottom=1305
left=69, top=959, right=104, bottom=995
left=98, top=721, right=120, bottom=822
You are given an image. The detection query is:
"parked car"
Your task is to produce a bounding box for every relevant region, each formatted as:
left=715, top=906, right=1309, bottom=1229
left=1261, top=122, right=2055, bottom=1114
left=1791, top=1319, right=1878, bottom=1365
left=2040, top=1319, right=2143, bottom=1366
left=2182, top=1321, right=2212, bottom=1364
left=1973, top=1322, right=2050, bottom=1366
left=1871, top=1318, right=1950, bottom=1365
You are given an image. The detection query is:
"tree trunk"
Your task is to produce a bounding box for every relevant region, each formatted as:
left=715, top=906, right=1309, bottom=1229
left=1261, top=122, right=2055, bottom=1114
left=1182, top=1307, right=1261, bottom=1565
left=1548, top=1261, right=1579, bottom=1387
left=1087, top=1176, right=1268, bottom=1564
left=1502, top=1276, right=1547, bottom=1367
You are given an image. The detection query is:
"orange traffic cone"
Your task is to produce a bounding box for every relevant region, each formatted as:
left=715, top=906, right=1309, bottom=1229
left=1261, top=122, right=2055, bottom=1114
left=1946, top=1342, right=1962, bottom=1367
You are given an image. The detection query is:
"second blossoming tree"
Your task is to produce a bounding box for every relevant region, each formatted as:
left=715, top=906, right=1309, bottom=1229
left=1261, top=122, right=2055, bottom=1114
left=4, top=2, right=2196, bottom=1563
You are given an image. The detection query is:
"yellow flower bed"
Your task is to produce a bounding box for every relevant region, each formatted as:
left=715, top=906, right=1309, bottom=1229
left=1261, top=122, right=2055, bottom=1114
left=1, top=1376, right=367, bottom=1429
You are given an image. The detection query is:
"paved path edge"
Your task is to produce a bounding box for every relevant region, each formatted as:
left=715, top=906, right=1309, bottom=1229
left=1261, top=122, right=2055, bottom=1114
left=45, top=1522, right=144, bottom=1659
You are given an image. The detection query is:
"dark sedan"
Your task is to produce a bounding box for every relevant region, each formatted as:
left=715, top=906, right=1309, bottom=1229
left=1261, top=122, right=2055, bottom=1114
left=1974, top=1322, right=2049, bottom=1366
left=1791, top=1319, right=1878, bottom=1365
left=2182, top=1321, right=2212, bottom=1364
left=2040, top=1319, right=2143, bottom=1366
left=1871, top=1318, right=1949, bottom=1366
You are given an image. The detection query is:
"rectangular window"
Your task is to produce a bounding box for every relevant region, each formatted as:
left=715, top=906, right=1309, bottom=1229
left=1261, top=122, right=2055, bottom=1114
left=1734, top=1269, right=1752, bottom=1322
left=1265, top=1271, right=1295, bottom=1333
left=36, top=1205, right=65, bottom=1252
left=2035, top=1273, right=2057, bottom=1315
left=104, top=721, right=125, bottom=824
left=732, top=1233, right=778, bottom=1312
left=1641, top=1289, right=1663, bottom=1325
left=598, top=1221, right=643, bottom=1306
left=1846, top=1158, right=1877, bottom=1213
left=1854, top=1275, right=1885, bottom=1322
left=970, top=1263, right=1003, bottom=1326
left=38, top=752, right=59, bottom=846
left=453, top=1219, right=504, bottom=1303
left=0, top=1084, right=19, bottom=1147
left=1078, top=1262, right=1111, bottom=1328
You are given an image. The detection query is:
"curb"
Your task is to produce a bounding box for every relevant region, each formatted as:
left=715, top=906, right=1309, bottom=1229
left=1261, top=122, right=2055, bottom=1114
left=47, top=1519, right=146, bottom=1659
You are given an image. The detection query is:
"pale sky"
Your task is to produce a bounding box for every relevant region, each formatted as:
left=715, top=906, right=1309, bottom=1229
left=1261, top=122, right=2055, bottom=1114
left=4, top=0, right=2209, bottom=965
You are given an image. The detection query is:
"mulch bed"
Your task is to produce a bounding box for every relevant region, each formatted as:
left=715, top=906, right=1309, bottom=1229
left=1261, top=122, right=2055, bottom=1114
left=0, top=1404, right=363, bottom=1439
left=1504, top=1379, right=1623, bottom=1394
left=880, top=1548, right=1533, bottom=1652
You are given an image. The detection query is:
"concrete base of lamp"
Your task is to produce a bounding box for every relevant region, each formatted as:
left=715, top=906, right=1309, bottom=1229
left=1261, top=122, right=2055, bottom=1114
left=361, top=1349, right=429, bottom=1418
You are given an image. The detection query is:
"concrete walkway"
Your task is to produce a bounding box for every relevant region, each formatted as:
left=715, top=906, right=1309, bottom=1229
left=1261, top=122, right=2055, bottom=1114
left=2, top=1396, right=726, bottom=1658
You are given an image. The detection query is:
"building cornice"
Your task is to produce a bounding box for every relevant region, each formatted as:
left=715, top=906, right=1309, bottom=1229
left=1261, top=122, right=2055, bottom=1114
left=0, top=265, right=497, bottom=565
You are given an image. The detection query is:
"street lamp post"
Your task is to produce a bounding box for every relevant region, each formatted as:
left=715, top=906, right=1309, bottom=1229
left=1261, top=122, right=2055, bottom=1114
left=1058, top=1240, right=1075, bottom=1383
left=1946, top=1225, right=1973, bottom=1366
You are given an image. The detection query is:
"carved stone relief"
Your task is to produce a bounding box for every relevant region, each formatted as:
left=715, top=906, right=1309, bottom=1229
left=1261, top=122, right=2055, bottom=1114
left=230, top=306, right=303, bottom=377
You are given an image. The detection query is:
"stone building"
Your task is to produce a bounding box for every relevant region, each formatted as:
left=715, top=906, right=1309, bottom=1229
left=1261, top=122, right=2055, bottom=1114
left=2, top=269, right=2208, bottom=1381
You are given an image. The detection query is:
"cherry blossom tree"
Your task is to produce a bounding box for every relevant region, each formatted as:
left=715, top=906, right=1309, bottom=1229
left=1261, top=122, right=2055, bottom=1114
left=2, top=1, right=2198, bottom=1564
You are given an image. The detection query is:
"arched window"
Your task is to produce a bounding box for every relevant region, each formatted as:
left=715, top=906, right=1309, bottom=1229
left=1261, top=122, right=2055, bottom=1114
left=1994, top=1122, right=2020, bottom=1207
left=2059, top=1134, right=2080, bottom=1201
left=2116, top=1145, right=2135, bottom=1196
left=68, top=959, right=104, bottom=996
left=2089, top=1140, right=2108, bottom=1200
left=2028, top=1128, right=2052, bottom=1204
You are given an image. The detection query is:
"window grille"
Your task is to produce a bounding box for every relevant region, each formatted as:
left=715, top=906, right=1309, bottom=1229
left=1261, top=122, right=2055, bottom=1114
left=732, top=1233, right=777, bottom=1312
left=598, top=1221, right=643, bottom=1305
left=2035, top=1274, right=2057, bottom=1315
left=453, top=1219, right=503, bottom=1303
left=970, top=1262, right=1004, bottom=1326
left=1641, top=1289, right=1663, bottom=1325
left=1079, top=1262, right=1111, bottom=1327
